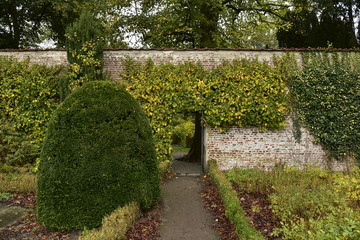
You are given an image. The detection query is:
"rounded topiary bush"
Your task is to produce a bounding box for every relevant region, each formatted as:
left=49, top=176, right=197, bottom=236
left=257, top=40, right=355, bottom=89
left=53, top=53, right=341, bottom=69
left=37, top=81, right=160, bottom=231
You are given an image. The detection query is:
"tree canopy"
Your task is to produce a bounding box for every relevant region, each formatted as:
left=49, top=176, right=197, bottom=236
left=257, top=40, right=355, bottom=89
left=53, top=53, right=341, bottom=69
left=0, top=0, right=359, bottom=49
left=277, top=0, right=360, bottom=48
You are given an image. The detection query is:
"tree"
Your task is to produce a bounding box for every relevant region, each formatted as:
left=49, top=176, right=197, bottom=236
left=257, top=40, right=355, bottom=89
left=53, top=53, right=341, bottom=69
left=45, top=0, right=132, bottom=48
left=0, top=0, right=132, bottom=49
left=127, top=0, right=291, bottom=162
left=130, top=0, right=290, bottom=48
left=277, top=0, right=360, bottom=48
left=0, top=0, right=50, bottom=48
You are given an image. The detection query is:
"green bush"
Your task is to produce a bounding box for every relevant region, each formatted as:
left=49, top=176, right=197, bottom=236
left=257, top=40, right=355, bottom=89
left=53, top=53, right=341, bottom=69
left=80, top=202, right=140, bottom=240
left=124, top=59, right=287, bottom=162
left=290, top=52, right=360, bottom=163
left=0, top=172, right=37, bottom=193
left=0, top=123, right=39, bottom=166
left=208, top=160, right=265, bottom=240
left=0, top=57, right=64, bottom=166
left=37, top=81, right=160, bottom=231
left=65, top=10, right=105, bottom=96
left=172, top=120, right=195, bottom=147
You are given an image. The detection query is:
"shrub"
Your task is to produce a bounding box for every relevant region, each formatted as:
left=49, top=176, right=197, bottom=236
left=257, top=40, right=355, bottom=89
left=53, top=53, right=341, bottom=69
left=80, top=203, right=140, bottom=240
left=0, top=57, right=64, bottom=166
left=64, top=10, right=105, bottom=96
left=172, top=120, right=195, bottom=147
left=37, top=81, right=160, bottom=231
left=124, top=59, right=287, bottom=162
left=208, top=160, right=265, bottom=240
left=290, top=52, right=360, bottom=163
left=228, top=166, right=360, bottom=240
left=0, top=123, right=39, bottom=166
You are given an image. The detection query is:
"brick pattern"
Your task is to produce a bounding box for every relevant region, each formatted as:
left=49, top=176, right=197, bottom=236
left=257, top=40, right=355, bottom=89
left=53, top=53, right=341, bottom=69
left=0, top=49, right=351, bottom=170
left=205, top=118, right=348, bottom=171
left=0, top=50, right=68, bottom=66
left=102, top=50, right=287, bottom=80
left=0, top=49, right=292, bottom=80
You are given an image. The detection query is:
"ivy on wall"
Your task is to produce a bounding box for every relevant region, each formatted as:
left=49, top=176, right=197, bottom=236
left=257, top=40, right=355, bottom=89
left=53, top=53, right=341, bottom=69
left=122, top=58, right=288, bottom=162
left=290, top=52, right=360, bottom=163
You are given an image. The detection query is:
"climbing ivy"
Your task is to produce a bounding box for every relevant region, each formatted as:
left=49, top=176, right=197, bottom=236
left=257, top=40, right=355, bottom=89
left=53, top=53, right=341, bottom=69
left=122, top=58, right=288, bottom=162
left=290, top=52, right=360, bottom=163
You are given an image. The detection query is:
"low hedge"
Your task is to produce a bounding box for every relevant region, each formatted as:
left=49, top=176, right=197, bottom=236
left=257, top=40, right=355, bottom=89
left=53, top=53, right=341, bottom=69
left=208, top=160, right=264, bottom=240
left=79, top=202, right=140, bottom=240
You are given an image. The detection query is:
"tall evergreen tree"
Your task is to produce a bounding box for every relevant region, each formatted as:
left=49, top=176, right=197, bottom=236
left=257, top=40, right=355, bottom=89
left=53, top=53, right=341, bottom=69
left=277, top=0, right=359, bottom=48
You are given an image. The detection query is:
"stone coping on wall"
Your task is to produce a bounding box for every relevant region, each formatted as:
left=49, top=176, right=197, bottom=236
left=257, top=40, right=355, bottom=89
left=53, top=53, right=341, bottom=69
left=1, top=48, right=360, bottom=52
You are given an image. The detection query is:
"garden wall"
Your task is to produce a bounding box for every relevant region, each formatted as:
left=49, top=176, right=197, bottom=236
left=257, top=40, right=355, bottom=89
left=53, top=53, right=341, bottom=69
left=0, top=49, right=352, bottom=171
left=0, top=48, right=299, bottom=81
left=205, top=118, right=349, bottom=171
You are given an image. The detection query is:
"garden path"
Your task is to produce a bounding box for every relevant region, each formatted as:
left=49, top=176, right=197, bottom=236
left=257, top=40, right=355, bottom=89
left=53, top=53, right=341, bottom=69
left=159, top=154, right=219, bottom=240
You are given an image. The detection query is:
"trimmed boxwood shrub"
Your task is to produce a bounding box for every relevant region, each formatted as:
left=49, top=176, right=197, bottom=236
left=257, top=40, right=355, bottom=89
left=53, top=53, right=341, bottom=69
left=37, top=81, right=160, bottom=231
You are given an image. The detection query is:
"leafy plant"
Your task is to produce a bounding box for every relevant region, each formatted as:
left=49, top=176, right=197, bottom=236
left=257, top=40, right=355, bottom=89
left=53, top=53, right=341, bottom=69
left=64, top=10, right=105, bottom=97
left=227, top=166, right=360, bottom=240
left=0, top=57, right=64, bottom=166
left=0, top=123, right=39, bottom=166
left=289, top=52, right=360, bottom=164
left=123, top=58, right=288, bottom=162
left=172, top=120, right=195, bottom=147
left=0, top=173, right=37, bottom=193
left=80, top=202, right=140, bottom=240
left=37, top=81, right=160, bottom=231
left=0, top=192, right=11, bottom=200
left=208, top=160, right=265, bottom=239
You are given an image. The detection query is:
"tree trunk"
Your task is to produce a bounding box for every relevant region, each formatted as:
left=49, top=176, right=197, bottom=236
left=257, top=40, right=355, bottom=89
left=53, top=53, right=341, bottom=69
left=183, top=112, right=202, bottom=162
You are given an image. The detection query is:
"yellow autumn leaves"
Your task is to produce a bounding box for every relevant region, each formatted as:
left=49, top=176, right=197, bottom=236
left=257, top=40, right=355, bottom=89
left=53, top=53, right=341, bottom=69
left=122, top=58, right=288, bottom=162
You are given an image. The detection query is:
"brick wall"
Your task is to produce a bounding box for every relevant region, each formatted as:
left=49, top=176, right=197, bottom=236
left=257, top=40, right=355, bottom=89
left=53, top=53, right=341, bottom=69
left=0, top=49, right=297, bottom=80
left=0, top=49, right=353, bottom=170
left=102, top=49, right=291, bottom=80
left=0, top=49, right=68, bottom=66
left=205, top=118, right=349, bottom=171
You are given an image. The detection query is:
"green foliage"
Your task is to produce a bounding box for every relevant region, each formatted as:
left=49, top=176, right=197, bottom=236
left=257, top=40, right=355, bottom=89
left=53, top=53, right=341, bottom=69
left=80, top=202, right=140, bottom=240
left=173, top=146, right=191, bottom=153
left=131, top=0, right=289, bottom=48
left=0, top=192, right=11, bottom=200
left=277, top=0, right=359, bottom=48
left=227, top=166, right=360, bottom=240
left=37, top=81, right=160, bottom=231
left=123, top=59, right=288, bottom=162
left=0, top=123, right=39, bottom=166
left=208, top=160, right=265, bottom=239
left=0, top=0, right=48, bottom=48
left=64, top=10, right=105, bottom=96
left=172, top=120, right=195, bottom=147
left=0, top=57, right=64, bottom=166
left=206, top=59, right=287, bottom=128
left=290, top=52, right=360, bottom=163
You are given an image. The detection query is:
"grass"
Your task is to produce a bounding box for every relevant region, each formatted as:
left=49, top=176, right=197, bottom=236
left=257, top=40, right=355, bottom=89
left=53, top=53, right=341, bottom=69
left=172, top=146, right=190, bottom=153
